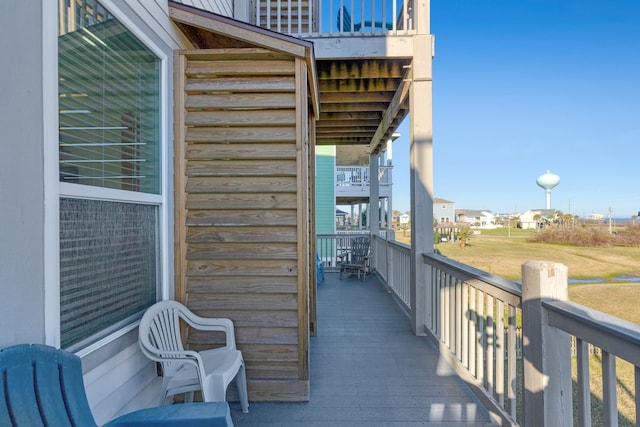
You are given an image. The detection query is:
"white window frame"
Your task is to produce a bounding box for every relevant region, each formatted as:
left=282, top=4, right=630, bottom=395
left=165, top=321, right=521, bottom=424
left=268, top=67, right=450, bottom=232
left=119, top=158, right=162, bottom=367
left=47, top=0, right=171, bottom=353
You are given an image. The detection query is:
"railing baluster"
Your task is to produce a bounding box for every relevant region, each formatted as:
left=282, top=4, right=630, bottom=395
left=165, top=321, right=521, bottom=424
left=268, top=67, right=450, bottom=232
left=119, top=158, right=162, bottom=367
left=486, top=295, right=495, bottom=396
left=448, top=275, right=455, bottom=351
left=461, top=281, right=469, bottom=369
left=496, top=299, right=505, bottom=407
left=508, top=305, right=517, bottom=420
left=476, top=290, right=485, bottom=387
left=455, top=278, right=462, bottom=360
left=443, top=272, right=450, bottom=347
left=602, top=351, right=618, bottom=427
left=576, top=338, right=592, bottom=427
left=469, top=286, right=477, bottom=377
left=277, top=0, right=281, bottom=32
left=266, top=0, right=271, bottom=29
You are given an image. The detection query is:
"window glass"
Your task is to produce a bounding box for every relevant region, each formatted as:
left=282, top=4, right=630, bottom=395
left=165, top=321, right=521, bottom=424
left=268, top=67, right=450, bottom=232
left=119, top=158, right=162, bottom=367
left=59, top=0, right=160, bottom=193
left=58, top=0, right=161, bottom=349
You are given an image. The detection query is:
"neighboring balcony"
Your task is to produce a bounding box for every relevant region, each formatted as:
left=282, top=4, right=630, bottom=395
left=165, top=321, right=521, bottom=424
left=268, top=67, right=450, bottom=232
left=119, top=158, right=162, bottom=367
left=336, top=165, right=392, bottom=200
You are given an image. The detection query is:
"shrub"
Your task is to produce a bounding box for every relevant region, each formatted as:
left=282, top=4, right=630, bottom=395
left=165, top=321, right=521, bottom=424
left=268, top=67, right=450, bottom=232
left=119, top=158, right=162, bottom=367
left=528, top=225, right=640, bottom=247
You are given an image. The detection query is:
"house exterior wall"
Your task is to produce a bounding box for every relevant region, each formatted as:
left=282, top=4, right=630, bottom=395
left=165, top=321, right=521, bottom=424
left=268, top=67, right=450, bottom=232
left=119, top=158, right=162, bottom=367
left=0, top=1, right=52, bottom=347
left=433, top=200, right=455, bottom=224
left=315, top=145, right=337, bottom=236
left=0, top=0, right=191, bottom=423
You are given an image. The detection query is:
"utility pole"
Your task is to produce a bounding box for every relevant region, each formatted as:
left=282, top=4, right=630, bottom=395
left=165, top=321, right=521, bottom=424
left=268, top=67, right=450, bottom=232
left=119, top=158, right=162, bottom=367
left=608, top=207, right=613, bottom=235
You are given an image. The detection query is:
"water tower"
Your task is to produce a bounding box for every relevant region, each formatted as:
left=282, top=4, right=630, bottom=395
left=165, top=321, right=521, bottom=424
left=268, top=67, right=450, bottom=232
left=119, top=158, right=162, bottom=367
left=536, top=170, right=560, bottom=209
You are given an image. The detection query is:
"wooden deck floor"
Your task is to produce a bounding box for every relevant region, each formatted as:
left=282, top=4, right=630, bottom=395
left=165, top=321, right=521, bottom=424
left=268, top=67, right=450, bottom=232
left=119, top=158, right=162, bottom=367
left=230, top=272, right=497, bottom=426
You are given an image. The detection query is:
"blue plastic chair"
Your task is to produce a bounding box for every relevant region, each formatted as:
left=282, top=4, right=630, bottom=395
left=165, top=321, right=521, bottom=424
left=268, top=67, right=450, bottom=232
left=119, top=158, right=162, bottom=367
left=316, top=253, right=325, bottom=284
left=0, top=344, right=233, bottom=426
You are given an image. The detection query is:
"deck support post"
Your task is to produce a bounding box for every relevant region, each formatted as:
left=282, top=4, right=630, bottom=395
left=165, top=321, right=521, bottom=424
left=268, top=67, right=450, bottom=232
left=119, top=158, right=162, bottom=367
left=369, top=153, right=380, bottom=235
left=521, top=261, right=572, bottom=427
left=409, top=34, right=433, bottom=335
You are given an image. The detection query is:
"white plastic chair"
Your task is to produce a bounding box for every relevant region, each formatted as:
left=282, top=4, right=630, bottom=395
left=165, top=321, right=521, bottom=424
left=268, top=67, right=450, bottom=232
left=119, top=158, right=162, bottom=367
left=138, top=300, right=249, bottom=413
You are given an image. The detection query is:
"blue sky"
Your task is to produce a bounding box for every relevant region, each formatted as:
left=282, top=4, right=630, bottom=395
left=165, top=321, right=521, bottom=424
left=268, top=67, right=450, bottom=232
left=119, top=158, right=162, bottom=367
left=391, top=0, right=640, bottom=219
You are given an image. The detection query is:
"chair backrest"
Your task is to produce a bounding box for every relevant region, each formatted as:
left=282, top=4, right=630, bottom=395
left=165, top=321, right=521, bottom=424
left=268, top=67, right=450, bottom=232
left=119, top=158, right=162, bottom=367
left=350, top=236, right=370, bottom=265
left=138, top=300, right=190, bottom=376
left=0, top=344, right=99, bottom=427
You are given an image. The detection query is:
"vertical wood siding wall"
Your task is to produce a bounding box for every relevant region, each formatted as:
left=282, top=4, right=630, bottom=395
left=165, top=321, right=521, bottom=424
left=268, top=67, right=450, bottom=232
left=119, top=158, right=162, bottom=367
left=175, top=48, right=311, bottom=401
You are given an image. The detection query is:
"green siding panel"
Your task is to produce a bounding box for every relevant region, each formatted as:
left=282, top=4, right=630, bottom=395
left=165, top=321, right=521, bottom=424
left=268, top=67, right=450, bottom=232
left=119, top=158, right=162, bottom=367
left=315, top=146, right=335, bottom=235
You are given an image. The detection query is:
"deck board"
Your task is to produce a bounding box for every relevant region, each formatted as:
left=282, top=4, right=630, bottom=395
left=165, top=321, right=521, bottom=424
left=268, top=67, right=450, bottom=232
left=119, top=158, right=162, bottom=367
left=230, top=272, right=497, bottom=426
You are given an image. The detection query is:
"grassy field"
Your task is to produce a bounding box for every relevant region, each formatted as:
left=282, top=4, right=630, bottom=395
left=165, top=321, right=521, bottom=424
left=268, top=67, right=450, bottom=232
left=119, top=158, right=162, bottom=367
left=395, top=228, right=640, bottom=424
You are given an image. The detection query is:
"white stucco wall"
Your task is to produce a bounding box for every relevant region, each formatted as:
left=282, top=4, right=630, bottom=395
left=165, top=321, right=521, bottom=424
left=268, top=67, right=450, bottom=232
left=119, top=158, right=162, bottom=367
left=0, top=1, right=51, bottom=348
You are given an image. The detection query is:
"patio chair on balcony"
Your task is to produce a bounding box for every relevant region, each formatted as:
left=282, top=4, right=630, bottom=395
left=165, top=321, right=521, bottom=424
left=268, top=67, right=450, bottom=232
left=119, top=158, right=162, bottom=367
left=0, top=343, right=233, bottom=426
left=317, top=252, right=325, bottom=284
left=339, top=236, right=371, bottom=280
left=337, top=5, right=393, bottom=32
left=139, top=300, right=249, bottom=413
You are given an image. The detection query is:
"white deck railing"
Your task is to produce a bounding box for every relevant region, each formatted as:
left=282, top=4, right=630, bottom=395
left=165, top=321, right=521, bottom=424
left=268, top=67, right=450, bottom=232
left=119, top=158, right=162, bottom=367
left=317, top=232, right=370, bottom=269
left=424, top=252, right=522, bottom=424
left=336, top=165, right=392, bottom=187
left=254, top=0, right=415, bottom=36
left=318, top=232, right=640, bottom=426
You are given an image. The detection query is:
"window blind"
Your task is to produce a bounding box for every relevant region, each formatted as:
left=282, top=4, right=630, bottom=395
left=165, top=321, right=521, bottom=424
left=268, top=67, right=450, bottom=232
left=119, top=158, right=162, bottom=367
left=58, top=1, right=160, bottom=194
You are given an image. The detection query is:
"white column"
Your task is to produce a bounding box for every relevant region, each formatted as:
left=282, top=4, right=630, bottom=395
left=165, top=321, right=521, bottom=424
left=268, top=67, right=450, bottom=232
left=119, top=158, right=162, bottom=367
left=409, top=34, right=434, bottom=335
left=350, top=204, right=355, bottom=228
left=370, top=153, right=380, bottom=235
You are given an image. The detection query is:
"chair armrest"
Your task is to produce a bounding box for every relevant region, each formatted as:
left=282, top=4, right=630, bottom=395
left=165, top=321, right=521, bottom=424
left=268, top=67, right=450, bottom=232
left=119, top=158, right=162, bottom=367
left=104, top=402, right=233, bottom=427
left=180, top=310, right=237, bottom=349
left=337, top=250, right=350, bottom=263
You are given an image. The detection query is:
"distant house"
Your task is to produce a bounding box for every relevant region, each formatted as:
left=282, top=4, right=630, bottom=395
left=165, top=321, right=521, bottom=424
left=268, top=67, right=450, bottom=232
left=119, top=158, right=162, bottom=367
left=399, top=213, right=411, bottom=225
left=433, top=198, right=455, bottom=224
left=588, top=213, right=604, bottom=222
left=519, top=209, right=557, bottom=229
left=336, top=209, right=350, bottom=228
left=457, top=210, right=496, bottom=229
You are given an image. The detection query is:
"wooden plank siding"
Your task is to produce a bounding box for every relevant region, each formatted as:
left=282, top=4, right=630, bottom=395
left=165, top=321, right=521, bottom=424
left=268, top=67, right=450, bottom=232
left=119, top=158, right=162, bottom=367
left=174, top=48, right=313, bottom=401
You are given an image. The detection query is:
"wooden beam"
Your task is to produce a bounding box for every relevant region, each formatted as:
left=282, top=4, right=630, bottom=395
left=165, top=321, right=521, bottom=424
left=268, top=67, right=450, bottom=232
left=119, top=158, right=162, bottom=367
left=317, top=60, right=407, bottom=80
left=319, top=78, right=401, bottom=93
left=369, top=64, right=413, bottom=153
left=174, top=52, right=188, bottom=303
left=320, top=102, right=387, bottom=112
left=320, top=91, right=394, bottom=103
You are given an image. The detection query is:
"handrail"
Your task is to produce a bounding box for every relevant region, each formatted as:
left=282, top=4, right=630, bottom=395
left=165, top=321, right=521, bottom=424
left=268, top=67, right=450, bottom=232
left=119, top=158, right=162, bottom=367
left=424, top=252, right=522, bottom=306
left=544, top=299, right=640, bottom=366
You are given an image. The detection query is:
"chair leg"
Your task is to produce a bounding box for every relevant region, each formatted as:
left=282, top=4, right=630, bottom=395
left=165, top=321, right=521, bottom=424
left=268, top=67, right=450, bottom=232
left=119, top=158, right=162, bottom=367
left=202, top=378, right=227, bottom=403
left=236, top=364, right=249, bottom=413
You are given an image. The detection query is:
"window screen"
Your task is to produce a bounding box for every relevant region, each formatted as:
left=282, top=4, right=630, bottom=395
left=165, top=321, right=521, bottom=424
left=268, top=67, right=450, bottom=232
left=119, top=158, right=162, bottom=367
left=60, top=198, right=158, bottom=349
